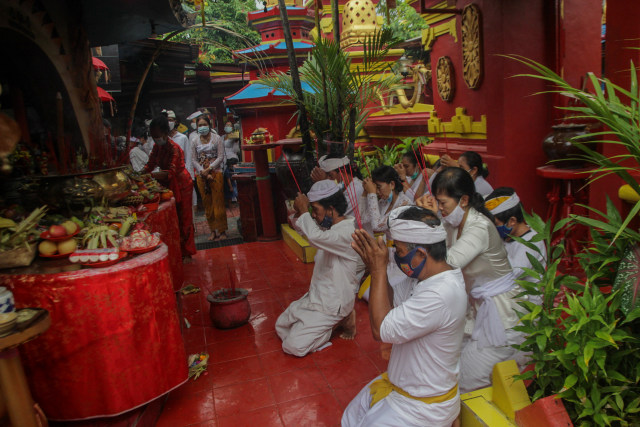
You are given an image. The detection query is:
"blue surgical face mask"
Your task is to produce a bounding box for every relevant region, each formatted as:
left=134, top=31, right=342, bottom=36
left=319, top=215, right=333, bottom=229
left=386, top=191, right=394, bottom=204
left=410, top=170, right=420, bottom=181
left=394, top=248, right=426, bottom=279
left=224, top=126, right=233, bottom=134
left=496, top=224, right=513, bottom=240
left=198, top=126, right=210, bottom=135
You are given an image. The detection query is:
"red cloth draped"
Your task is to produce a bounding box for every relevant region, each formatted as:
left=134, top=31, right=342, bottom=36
left=143, top=198, right=186, bottom=288
left=0, top=245, right=187, bottom=420
left=143, top=140, right=196, bottom=258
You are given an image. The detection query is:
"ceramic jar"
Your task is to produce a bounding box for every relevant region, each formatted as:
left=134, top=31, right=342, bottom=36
left=542, top=123, right=593, bottom=168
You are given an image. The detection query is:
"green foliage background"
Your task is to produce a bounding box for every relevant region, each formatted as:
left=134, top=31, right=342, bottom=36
left=176, top=0, right=262, bottom=64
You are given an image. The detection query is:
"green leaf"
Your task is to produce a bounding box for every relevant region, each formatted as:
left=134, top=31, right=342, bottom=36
left=584, top=342, right=595, bottom=367
left=536, top=334, right=547, bottom=352
left=562, top=374, right=578, bottom=391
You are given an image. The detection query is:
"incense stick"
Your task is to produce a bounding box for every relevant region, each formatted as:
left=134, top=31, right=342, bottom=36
left=282, top=151, right=302, bottom=193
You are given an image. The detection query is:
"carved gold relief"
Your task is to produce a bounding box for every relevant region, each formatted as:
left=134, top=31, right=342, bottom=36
left=436, top=56, right=454, bottom=102
left=461, top=4, right=482, bottom=89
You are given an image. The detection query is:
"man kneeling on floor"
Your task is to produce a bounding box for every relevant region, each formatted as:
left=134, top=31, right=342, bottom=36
left=276, top=180, right=360, bottom=357
left=343, top=206, right=467, bottom=427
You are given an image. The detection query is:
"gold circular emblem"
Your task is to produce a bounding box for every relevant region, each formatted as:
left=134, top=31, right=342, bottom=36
left=436, top=56, right=454, bottom=102
left=461, top=4, right=483, bottom=89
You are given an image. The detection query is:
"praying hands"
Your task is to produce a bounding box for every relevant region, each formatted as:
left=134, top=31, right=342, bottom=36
left=293, top=192, right=310, bottom=216
left=351, top=229, right=388, bottom=274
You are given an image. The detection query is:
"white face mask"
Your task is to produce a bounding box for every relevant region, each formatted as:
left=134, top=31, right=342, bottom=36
left=153, top=136, right=167, bottom=146
left=168, top=122, right=175, bottom=131
left=442, top=202, right=466, bottom=227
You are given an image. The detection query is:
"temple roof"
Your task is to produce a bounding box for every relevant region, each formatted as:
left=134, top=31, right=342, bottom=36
left=234, top=40, right=314, bottom=56
left=225, top=81, right=313, bottom=106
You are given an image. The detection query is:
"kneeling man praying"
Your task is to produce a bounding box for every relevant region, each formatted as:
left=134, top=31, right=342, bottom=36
left=342, top=206, right=467, bottom=427
left=276, top=180, right=360, bottom=357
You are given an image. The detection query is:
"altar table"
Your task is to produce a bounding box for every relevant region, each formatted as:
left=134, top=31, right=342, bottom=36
left=0, top=244, right=188, bottom=420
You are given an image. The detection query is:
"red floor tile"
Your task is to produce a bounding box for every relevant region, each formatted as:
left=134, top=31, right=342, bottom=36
left=216, top=406, right=283, bottom=427
left=171, top=374, right=213, bottom=398
left=213, top=378, right=276, bottom=418
left=210, top=355, right=265, bottom=388
left=332, top=380, right=370, bottom=407
left=207, top=336, right=258, bottom=364
left=268, top=366, right=331, bottom=404
left=185, top=420, right=217, bottom=427
left=278, top=392, right=343, bottom=427
left=318, top=355, right=380, bottom=390
left=258, top=350, right=315, bottom=375
left=310, top=336, right=363, bottom=366
left=156, top=390, right=215, bottom=427
left=253, top=332, right=284, bottom=354
left=248, top=311, right=278, bottom=334
left=365, top=349, right=390, bottom=374
left=247, top=288, right=280, bottom=304
left=205, top=323, right=254, bottom=344
left=250, top=300, right=284, bottom=316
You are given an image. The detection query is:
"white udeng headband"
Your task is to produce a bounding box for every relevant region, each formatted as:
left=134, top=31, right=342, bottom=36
left=388, top=206, right=447, bottom=244
left=486, top=194, right=521, bottom=215
left=318, top=155, right=350, bottom=172
left=307, top=179, right=341, bottom=202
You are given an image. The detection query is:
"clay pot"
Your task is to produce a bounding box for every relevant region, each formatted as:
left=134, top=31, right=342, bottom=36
left=207, top=288, right=251, bottom=329
left=542, top=123, right=593, bottom=168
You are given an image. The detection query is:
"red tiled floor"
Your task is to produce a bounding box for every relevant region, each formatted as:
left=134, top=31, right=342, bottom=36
left=156, top=390, right=215, bottom=427
left=155, top=241, right=383, bottom=427
left=278, top=392, right=343, bottom=427
left=213, top=378, right=275, bottom=417
left=210, top=355, right=266, bottom=388
left=258, top=350, right=315, bottom=375
left=268, top=366, right=331, bottom=404
left=216, top=406, right=283, bottom=427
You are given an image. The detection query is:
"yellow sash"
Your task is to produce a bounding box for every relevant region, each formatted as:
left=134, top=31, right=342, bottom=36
left=369, top=372, right=458, bottom=408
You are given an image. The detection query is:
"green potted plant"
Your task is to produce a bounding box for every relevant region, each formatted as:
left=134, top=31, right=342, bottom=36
left=507, top=56, right=640, bottom=425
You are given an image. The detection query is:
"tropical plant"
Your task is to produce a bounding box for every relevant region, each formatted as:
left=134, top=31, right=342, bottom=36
left=174, top=0, right=261, bottom=64
left=377, top=0, right=429, bottom=42
left=507, top=55, right=640, bottom=244
left=257, top=30, right=403, bottom=158
left=376, top=144, right=402, bottom=166
left=512, top=209, right=640, bottom=426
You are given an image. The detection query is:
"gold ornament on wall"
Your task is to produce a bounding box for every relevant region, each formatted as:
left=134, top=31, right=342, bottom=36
left=461, top=3, right=483, bottom=89
left=436, top=56, right=454, bottom=102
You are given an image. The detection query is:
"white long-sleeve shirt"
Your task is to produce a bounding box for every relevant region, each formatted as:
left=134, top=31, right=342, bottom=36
left=366, top=191, right=414, bottom=238
left=293, top=213, right=360, bottom=317
left=380, top=268, right=467, bottom=426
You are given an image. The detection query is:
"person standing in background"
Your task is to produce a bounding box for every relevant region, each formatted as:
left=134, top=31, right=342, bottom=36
left=191, top=116, right=227, bottom=241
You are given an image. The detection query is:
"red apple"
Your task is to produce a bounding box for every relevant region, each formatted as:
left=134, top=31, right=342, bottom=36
left=48, top=224, right=67, bottom=237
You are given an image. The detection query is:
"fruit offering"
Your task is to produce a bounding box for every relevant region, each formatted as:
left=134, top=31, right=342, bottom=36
left=0, top=206, right=47, bottom=251
left=120, top=230, right=160, bottom=251
left=38, top=238, right=77, bottom=256
left=83, top=225, right=120, bottom=250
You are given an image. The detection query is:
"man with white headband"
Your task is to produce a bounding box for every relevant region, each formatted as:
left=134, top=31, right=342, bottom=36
left=312, top=154, right=372, bottom=235
left=275, top=180, right=360, bottom=356
left=344, top=206, right=467, bottom=427
left=485, top=187, right=546, bottom=303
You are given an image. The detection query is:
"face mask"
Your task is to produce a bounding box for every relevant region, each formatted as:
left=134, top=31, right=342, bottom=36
left=190, top=122, right=197, bottom=130
left=224, top=126, right=233, bottom=134
left=153, top=136, right=167, bottom=146
left=386, top=191, right=394, bottom=204
left=319, top=215, right=333, bottom=229
left=496, top=224, right=513, bottom=240
left=410, top=170, right=420, bottom=181
left=337, top=182, right=345, bottom=191
left=198, top=126, right=210, bottom=135
left=168, top=122, right=175, bottom=131
left=442, top=202, right=465, bottom=227
left=394, top=248, right=426, bottom=279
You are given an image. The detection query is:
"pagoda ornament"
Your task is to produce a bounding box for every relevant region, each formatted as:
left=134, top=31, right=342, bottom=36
left=461, top=3, right=483, bottom=89
left=340, top=0, right=381, bottom=48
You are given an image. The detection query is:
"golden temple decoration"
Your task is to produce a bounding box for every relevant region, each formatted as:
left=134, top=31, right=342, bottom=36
left=436, top=56, right=454, bottom=102
left=461, top=4, right=483, bottom=89
left=378, top=64, right=432, bottom=113
left=422, top=19, right=457, bottom=52
left=427, top=107, right=487, bottom=139
left=340, top=0, right=382, bottom=48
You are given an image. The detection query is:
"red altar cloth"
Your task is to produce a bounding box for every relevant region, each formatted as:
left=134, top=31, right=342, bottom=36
left=0, top=244, right=188, bottom=420
left=143, top=198, right=184, bottom=289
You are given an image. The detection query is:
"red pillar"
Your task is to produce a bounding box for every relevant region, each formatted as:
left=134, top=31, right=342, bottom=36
left=589, top=1, right=640, bottom=213
left=250, top=146, right=279, bottom=240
